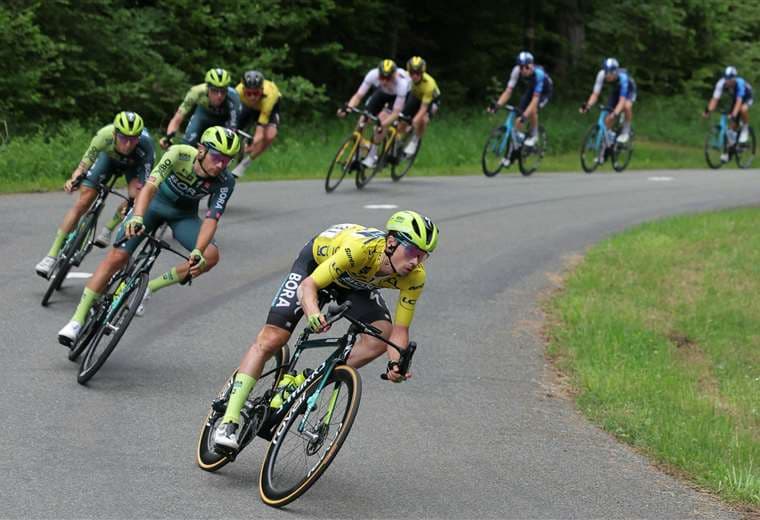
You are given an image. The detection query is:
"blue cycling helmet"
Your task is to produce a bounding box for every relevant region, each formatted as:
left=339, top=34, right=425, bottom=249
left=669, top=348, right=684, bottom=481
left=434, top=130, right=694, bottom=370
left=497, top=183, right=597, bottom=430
left=724, top=66, right=738, bottom=79
left=603, top=57, right=619, bottom=73
left=516, top=51, right=534, bottom=66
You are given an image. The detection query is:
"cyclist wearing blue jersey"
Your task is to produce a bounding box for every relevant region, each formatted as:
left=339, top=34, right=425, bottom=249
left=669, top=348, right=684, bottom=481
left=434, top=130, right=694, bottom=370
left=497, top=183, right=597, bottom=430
left=580, top=58, right=637, bottom=143
left=488, top=51, right=553, bottom=153
left=703, top=66, right=753, bottom=149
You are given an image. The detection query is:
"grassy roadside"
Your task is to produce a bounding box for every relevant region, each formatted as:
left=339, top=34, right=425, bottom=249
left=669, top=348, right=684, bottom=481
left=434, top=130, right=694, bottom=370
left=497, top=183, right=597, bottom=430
left=0, top=100, right=718, bottom=194
left=545, top=208, right=760, bottom=508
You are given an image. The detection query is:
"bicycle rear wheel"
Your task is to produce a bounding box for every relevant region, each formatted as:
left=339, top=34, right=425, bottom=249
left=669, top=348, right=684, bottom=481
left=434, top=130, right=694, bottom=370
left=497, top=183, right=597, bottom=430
left=580, top=125, right=602, bottom=173
left=518, top=126, right=546, bottom=176
left=77, top=271, right=148, bottom=384
left=325, top=135, right=359, bottom=193
left=481, top=126, right=507, bottom=177
left=735, top=127, right=756, bottom=169
left=196, top=345, right=289, bottom=472
left=391, top=135, right=421, bottom=181
left=259, top=364, right=362, bottom=508
left=704, top=125, right=725, bottom=169
left=612, top=130, right=634, bottom=172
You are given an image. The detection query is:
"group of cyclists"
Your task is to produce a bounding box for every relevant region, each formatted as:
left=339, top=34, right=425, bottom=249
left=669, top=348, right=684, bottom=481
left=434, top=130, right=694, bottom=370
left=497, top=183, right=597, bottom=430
left=33, top=49, right=751, bottom=454
left=33, top=60, right=441, bottom=455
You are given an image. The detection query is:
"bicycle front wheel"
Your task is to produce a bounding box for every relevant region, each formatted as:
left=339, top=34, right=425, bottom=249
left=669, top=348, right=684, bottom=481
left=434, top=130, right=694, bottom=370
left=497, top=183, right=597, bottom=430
left=391, top=135, right=421, bottom=181
left=735, top=127, right=756, bottom=169
left=704, top=125, right=725, bottom=169
left=481, top=126, right=507, bottom=177
left=356, top=138, right=385, bottom=189
left=612, top=130, right=634, bottom=172
left=259, top=364, right=362, bottom=508
left=77, top=272, right=148, bottom=384
left=580, top=124, right=602, bottom=173
left=196, top=345, right=289, bottom=473
left=325, top=135, right=359, bottom=193
left=518, top=126, right=546, bottom=176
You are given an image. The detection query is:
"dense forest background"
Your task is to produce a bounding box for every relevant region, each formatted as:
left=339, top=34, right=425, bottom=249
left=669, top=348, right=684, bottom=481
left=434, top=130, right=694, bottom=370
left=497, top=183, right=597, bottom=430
left=3, top=0, right=759, bottom=132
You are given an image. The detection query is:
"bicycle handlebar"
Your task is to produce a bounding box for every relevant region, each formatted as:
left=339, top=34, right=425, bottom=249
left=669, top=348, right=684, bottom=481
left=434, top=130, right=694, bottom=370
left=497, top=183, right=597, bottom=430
left=235, top=128, right=253, bottom=141
left=113, top=233, right=190, bottom=261
left=343, top=106, right=380, bottom=122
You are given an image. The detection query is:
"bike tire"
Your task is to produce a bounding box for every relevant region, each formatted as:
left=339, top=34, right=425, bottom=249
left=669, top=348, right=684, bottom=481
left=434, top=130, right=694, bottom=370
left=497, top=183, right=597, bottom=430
left=41, top=213, right=96, bottom=306
left=735, top=126, right=756, bottom=169
left=580, top=124, right=602, bottom=173
left=259, top=364, right=362, bottom=508
left=518, top=126, right=546, bottom=176
left=391, top=136, right=422, bottom=181
left=704, top=125, right=725, bottom=170
left=77, top=271, right=148, bottom=384
left=612, top=130, right=634, bottom=172
left=196, top=345, right=289, bottom=473
left=481, top=126, right=507, bottom=177
left=325, top=135, right=358, bottom=193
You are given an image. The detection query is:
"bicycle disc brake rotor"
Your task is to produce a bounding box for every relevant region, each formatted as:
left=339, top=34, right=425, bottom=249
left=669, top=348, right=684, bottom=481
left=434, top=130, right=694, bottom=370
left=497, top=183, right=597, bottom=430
left=305, top=423, right=329, bottom=456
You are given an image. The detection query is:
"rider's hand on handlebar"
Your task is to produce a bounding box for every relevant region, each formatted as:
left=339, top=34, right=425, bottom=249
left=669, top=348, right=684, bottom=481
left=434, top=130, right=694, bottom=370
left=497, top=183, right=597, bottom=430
left=124, top=215, right=144, bottom=238
left=64, top=176, right=81, bottom=193
left=579, top=102, right=589, bottom=114
left=337, top=106, right=349, bottom=119
left=486, top=102, right=498, bottom=114
left=384, top=360, right=410, bottom=383
left=188, top=248, right=207, bottom=277
left=307, top=312, right=330, bottom=333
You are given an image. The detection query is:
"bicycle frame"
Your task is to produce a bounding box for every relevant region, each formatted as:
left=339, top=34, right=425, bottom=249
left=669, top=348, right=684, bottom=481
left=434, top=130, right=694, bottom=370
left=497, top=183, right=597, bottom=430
left=491, top=106, right=520, bottom=158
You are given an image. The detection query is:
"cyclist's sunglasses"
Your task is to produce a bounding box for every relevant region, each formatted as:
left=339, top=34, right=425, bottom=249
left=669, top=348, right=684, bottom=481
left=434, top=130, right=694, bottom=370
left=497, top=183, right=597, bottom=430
left=208, top=149, right=233, bottom=167
left=398, top=238, right=430, bottom=261
left=208, top=86, right=227, bottom=95
left=520, top=64, right=532, bottom=71
left=116, top=132, right=139, bottom=145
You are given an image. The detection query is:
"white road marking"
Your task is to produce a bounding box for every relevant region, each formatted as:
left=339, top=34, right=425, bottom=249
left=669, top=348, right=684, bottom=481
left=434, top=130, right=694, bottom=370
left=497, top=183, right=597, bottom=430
left=364, top=204, right=398, bottom=209
left=648, top=177, right=674, bottom=182
left=66, top=272, right=93, bottom=279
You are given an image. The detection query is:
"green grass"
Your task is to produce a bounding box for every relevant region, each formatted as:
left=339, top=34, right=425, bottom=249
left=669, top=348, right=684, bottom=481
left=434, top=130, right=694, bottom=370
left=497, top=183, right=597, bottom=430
left=0, top=99, right=724, bottom=193
left=545, top=208, right=760, bottom=507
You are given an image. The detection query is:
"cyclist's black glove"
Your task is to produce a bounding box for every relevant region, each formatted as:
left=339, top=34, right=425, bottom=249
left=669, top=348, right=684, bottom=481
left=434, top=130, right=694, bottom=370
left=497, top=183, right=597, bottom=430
left=580, top=102, right=589, bottom=113
left=488, top=101, right=498, bottom=113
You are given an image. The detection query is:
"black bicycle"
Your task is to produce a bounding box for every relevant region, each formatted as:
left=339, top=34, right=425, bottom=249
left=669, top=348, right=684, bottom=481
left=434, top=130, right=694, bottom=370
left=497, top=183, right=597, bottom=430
left=41, top=175, right=130, bottom=307
left=196, top=300, right=417, bottom=508
left=69, top=233, right=191, bottom=384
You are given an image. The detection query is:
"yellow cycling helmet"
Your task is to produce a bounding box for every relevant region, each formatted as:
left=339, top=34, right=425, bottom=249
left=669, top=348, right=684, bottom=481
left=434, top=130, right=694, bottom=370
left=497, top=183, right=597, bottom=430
left=200, top=126, right=240, bottom=157
left=113, top=111, right=144, bottom=136
left=406, top=56, right=427, bottom=74
left=378, top=59, right=397, bottom=79
left=386, top=210, right=439, bottom=253
left=205, top=68, right=231, bottom=88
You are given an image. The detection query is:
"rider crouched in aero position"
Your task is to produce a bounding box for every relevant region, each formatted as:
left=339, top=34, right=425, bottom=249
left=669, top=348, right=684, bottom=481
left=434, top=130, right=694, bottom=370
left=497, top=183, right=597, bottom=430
left=230, top=70, right=282, bottom=177
left=161, top=68, right=241, bottom=149
left=488, top=51, right=553, bottom=163
left=36, top=112, right=154, bottom=278
left=57, top=127, right=240, bottom=346
left=400, top=56, right=441, bottom=156
left=703, top=66, right=753, bottom=161
left=579, top=57, right=637, bottom=143
left=213, top=210, right=439, bottom=450
left=337, top=59, right=411, bottom=169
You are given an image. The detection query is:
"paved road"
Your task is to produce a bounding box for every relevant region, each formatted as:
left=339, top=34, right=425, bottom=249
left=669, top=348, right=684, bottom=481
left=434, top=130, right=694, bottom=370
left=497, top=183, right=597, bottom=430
left=2, top=169, right=757, bottom=519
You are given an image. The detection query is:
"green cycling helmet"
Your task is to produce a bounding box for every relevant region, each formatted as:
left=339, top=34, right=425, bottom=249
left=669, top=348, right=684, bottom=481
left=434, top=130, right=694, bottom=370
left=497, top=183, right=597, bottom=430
left=205, top=68, right=231, bottom=88
left=113, top=111, right=144, bottom=136
left=200, top=126, right=240, bottom=157
left=386, top=210, right=439, bottom=253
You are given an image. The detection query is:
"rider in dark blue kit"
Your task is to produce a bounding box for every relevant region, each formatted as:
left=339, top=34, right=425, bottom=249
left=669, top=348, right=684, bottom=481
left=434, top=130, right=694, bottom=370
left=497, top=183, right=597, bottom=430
left=703, top=66, right=753, bottom=160
left=580, top=58, right=637, bottom=144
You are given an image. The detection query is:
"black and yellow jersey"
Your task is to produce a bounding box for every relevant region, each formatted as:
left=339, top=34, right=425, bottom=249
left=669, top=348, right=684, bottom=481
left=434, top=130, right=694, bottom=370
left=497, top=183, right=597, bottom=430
left=410, top=72, right=440, bottom=104
left=310, top=224, right=425, bottom=327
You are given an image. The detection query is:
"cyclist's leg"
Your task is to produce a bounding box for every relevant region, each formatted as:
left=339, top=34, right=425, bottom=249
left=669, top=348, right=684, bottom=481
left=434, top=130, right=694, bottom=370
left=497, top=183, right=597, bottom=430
left=341, top=288, right=393, bottom=368
left=248, top=105, right=280, bottom=160
left=738, top=95, right=752, bottom=142
left=216, top=240, right=317, bottom=441
left=163, top=211, right=220, bottom=283
left=182, top=107, right=217, bottom=147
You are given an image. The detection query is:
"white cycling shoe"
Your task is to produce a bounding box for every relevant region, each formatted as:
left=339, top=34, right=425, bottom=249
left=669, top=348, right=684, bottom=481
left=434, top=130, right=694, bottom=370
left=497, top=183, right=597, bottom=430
left=135, top=287, right=151, bottom=317
left=36, top=256, right=56, bottom=279
left=58, top=321, right=82, bottom=348
left=213, top=421, right=240, bottom=450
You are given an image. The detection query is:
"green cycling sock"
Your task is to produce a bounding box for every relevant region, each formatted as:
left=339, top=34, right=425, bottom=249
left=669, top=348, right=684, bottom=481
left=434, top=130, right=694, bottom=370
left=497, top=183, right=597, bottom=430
left=72, top=287, right=100, bottom=325
left=105, top=209, right=123, bottom=231
left=47, top=229, right=66, bottom=257
left=223, top=373, right=256, bottom=425
left=147, top=267, right=179, bottom=293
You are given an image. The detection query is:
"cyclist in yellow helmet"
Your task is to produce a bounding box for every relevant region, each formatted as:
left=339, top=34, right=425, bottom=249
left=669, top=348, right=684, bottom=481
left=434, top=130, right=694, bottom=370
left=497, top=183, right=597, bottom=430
left=36, top=111, right=154, bottom=278
left=400, top=56, right=441, bottom=156
left=212, top=210, right=439, bottom=450
left=161, top=68, right=241, bottom=149
left=337, top=59, right=411, bottom=168
left=57, top=127, right=241, bottom=346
